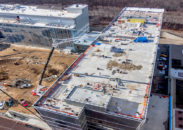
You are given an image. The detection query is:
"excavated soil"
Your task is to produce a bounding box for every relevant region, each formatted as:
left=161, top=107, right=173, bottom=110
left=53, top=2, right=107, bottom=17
left=0, top=44, right=78, bottom=114
left=107, top=60, right=142, bottom=71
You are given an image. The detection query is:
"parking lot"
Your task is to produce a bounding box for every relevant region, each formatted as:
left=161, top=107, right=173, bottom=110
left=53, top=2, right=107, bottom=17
left=151, top=44, right=169, bottom=95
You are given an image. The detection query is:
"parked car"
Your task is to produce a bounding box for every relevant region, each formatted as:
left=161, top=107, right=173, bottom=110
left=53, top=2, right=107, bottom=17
left=158, top=61, right=167, bottom=70
left=160, top=54, right=167, bottom=58
left=159, top=57, right=167, bottom=61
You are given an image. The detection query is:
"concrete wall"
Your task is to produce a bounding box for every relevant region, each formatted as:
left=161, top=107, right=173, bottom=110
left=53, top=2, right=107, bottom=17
left=71, top=5, right=90, bottom=36
left=34, top=106, right=87, bottom=130
left=0, top=5, right=90, bottom=48
left=0, top=23, right=73, bottom=47
left=85, top=109, right=141, bottom=130
left=34, top=106, right=140, bottom=130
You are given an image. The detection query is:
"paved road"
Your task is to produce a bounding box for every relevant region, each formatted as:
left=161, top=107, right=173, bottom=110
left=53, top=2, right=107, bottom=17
left=141, top=95, right=169, bottom=130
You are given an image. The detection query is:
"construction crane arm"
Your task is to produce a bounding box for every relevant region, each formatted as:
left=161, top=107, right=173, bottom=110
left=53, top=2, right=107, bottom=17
left=38, top=31, right=113, bottom=87
left=51, top=32, right=113, bottom=48
left=39, top=47, right=55, bottom=85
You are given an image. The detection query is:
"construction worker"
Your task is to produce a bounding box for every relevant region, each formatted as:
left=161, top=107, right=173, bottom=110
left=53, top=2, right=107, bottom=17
left=16, top=16, right=20, bottom=22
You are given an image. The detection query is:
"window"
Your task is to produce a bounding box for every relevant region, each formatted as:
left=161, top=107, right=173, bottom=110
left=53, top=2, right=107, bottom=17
left=172, top=59, right=181, bottom=68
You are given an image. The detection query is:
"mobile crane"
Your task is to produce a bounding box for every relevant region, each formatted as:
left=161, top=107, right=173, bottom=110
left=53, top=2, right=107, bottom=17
left=32, top=32, right=113, bottom=96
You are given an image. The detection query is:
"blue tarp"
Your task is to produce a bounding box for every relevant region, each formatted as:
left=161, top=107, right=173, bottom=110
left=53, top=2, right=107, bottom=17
left=134, top=37, right=148, bottom=43
left=95, top=43, right=102, bottom=45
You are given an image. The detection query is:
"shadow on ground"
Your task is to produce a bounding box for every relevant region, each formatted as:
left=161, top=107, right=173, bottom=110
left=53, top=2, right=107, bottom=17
left=0, top=43, right=10, bottom=51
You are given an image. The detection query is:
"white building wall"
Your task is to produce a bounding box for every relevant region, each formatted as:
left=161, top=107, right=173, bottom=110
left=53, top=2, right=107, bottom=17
left=67, top=5, right=90, bottom=36
left=170, top=68, right=183, bottom=80
left=0, top=4, right=90, bottom=49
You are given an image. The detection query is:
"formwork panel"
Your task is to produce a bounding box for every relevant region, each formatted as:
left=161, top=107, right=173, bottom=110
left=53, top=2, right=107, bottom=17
left=85, top=109, right=140, bottom=129
left=35, top=107, right=84, bottom=129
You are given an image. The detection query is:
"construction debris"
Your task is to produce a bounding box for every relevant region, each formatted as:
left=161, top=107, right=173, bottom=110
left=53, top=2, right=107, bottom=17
left=107, top=60, right=142, bottom=70
left=32, top=85, right=48, bottom=96
left=43, top=75, right=58, bottom=82
left=20, top=99, right=28, bottom=107
left=107, top=60, right=118, bottom=69
left=10, top=78, right=31, bottom=89
left=95, top=48, right=101, bottom=52
left=0, top=45, right=77, bottom=114
left=0, top=71, right=9, bottom=81
left=119, top=62, right=142, bottom=70
left=113, top=52, right=126, bottom=57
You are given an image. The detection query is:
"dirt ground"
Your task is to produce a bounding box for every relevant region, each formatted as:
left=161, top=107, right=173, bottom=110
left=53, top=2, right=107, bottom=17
left=160, top=29, right=183, bottom=45
left=0, top=29, right=182, bottom=115
left=0, top=44, right=78, bottom=114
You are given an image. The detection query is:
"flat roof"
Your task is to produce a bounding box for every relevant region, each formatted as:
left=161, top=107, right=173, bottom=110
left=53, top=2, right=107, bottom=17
left=66, top=87, right=111, bottom=109
left=35, top=7, right=164, bottom=120
left=0, top=4, right=81, bottom=18
left=0, top=19, right=76, bottom=29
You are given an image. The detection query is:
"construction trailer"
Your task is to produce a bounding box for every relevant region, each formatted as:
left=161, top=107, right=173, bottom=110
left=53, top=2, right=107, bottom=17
left=0, top=4, right=89, bottom=49
left=34, top=7, right=164, bottom=130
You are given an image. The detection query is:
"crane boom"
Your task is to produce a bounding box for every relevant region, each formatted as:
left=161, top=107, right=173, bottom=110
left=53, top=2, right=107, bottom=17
left=52, top=32, right=113, bottom=48
left=38, top=31, right=113, bottom=89
left=39, top=47, right=55, bottom=85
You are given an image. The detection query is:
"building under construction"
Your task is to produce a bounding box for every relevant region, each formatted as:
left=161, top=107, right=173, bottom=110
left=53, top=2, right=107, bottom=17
left=34, top=7, right=164, bottom=130
left=0, top=4, right=89, bottom=48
